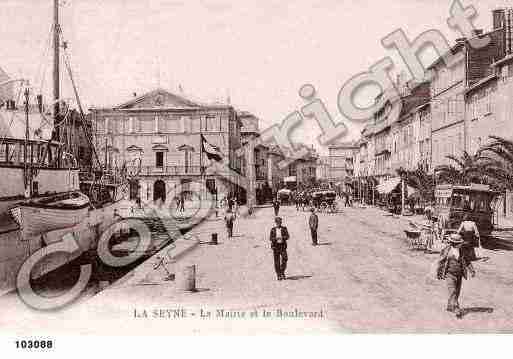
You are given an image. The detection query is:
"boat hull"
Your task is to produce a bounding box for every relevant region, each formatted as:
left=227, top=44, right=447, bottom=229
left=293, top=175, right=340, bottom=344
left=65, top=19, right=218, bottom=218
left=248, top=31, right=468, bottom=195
left=17, top=205, right=89, bottom=237
left=12, top=192, right=90, bottom=237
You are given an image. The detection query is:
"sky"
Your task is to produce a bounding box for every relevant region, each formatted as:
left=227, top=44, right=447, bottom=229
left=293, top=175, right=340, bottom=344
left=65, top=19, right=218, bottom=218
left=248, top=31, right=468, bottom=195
left=1, top=0, right=511, bottom=154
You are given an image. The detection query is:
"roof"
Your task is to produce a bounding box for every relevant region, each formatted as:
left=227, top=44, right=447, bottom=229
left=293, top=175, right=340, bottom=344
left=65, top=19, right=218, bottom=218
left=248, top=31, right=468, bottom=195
left=465, top=74, right=498, bottom=95
left=427, top=28, right=502, bottom=71
left=492, top=53, right=513, bottom=68
left=426, top=41, right=465, bottom=70
left=114, top=88, right=199, bottom=109
left=90, top=88, right=234, bottom=113
left=238, top=111, right=260, bottom=134
left=327, top=141, right=358, bottom=149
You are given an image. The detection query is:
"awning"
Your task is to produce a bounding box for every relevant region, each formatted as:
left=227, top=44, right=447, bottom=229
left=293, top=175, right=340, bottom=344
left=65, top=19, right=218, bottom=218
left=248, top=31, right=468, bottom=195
left=407, top=186, right=417, bottom=197
left=376, top=177, right=401, bottom=194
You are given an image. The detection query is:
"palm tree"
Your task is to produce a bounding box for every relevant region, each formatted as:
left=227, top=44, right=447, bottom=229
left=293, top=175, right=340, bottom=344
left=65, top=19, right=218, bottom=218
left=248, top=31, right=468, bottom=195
left=479, top=136, right=513, bottom=191
left=396, top=166, right=434, bottom=204
left=436, top=151, right=498, bottom=186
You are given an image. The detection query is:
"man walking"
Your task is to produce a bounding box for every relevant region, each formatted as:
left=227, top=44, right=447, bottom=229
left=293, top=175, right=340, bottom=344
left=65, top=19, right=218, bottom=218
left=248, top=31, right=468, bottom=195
left=273, top=199, right=280, bottom=217
left=437, top=234, right=476, bottom=318
left=179, top=194, right=185, bottom=212
left=309, top=207, right=319, bottom=245
left=269, top=217, right=289, bottom=280
left=224, top=208, right=235, bottom=238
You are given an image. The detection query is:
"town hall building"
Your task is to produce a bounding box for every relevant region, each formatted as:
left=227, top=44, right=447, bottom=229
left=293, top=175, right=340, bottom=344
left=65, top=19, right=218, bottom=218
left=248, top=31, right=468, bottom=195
left=90, top=89, right=244, bottom=206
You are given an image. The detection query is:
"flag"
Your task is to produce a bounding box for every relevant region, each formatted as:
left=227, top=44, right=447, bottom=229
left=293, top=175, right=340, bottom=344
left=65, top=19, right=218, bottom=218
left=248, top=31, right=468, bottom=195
left=201, top=134, right=223, bottom=162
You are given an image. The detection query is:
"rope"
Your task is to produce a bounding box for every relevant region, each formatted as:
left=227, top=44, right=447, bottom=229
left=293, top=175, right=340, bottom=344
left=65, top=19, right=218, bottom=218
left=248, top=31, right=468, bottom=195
left=38, top=24, right=54, bottom=95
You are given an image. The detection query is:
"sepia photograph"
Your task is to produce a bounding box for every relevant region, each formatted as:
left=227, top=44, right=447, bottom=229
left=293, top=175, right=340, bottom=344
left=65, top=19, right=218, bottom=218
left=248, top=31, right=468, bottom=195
left=1, top=0, right=513, bottom=356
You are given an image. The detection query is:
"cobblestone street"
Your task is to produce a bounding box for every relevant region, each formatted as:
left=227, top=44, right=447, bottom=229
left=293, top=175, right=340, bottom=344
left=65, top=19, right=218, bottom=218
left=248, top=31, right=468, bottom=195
left=4, top=201, right=513, bottom=334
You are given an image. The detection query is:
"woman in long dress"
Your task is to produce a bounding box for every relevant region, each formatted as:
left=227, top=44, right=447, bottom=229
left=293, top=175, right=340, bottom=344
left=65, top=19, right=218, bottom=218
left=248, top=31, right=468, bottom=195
left=457, top=213, right=481, bottom=261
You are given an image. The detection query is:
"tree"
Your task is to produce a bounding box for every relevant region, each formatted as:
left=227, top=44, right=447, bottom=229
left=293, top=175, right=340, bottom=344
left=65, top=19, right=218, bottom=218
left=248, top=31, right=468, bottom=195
left=436, top=151, right=498, bottom=186
left=396, top=166, right=434, bottom=203
left=479, top=136, right=513, bottom=191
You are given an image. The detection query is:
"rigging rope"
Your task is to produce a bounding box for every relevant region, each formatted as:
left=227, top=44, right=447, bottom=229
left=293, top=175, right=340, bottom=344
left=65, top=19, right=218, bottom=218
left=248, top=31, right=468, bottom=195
left=37, top=24, right=54, bottom=95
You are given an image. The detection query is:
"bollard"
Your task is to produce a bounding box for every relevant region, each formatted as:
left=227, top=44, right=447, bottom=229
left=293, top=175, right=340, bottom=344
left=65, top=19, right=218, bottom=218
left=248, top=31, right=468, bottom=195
left=211, top=233, right=218, bottom=245
left=96, top=280, right=110, bottom=294
left=175, top=265, right=196, bottom=292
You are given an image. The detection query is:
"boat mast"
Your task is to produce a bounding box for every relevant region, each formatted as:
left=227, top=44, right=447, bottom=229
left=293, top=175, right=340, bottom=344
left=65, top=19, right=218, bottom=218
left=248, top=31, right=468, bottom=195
left=24, top=87, right=30, bottom=198
left=53, top=0, right=60, bottom=142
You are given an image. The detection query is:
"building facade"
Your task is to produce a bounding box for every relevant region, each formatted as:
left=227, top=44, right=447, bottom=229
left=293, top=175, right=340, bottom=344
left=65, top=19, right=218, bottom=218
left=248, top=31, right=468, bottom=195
left=390, top=82, right=430, bottom=174
left=90, top=89, right=243, bottom=206
left=316, top=155, right=331, bottom=183
left=328, top=142, right=357, bottom=182
left=429, top=25, right=506, bottom=169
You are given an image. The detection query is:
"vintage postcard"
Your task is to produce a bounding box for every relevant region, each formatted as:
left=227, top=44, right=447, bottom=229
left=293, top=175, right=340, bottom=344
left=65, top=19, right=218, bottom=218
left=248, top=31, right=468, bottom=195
left=1, top=0, right=513, bottom=355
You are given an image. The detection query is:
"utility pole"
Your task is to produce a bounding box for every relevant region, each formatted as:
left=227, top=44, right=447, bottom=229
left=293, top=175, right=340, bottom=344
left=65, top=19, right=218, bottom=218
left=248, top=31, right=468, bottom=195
left=401, top=177, right=405, bottom=215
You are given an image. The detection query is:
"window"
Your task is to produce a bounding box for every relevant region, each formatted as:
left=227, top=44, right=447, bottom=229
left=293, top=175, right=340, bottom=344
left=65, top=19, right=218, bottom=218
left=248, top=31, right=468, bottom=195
left=166, top=116, right=179, bottom=132
left=180, top=116, right=190, bottom=133
left=159, top=116, right=167, bottom=132
left=184, top=150, right=190, bottom=172
left=0, top=144, right=6, bottom=162
left=155, top=152, right=164, bottom=168
left=128, top=117, right=135, bottom=133
left=470, top=95, right=477, bottom=120
left=206, top=179, right=216, bottom=194
left=140, top=118, right=153, bottom=132
left=485, top=87, right=494, bottom=114
left=191, top=117, right=201, bottom=132
left=207, top=116, right=218, bottom=131
left=96, top=118, right=105, bottom=133
left=289, top=164, right=297, bottom=177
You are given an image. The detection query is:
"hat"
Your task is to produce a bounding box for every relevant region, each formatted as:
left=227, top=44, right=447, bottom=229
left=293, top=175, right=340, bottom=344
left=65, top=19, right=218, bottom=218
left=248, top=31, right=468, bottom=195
left=449, top=234, right=464, bottom=244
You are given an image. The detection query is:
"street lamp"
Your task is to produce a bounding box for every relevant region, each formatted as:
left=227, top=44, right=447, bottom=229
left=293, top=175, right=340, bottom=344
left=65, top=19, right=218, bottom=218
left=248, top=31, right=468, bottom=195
left=400, top=167, right=406, bottom=216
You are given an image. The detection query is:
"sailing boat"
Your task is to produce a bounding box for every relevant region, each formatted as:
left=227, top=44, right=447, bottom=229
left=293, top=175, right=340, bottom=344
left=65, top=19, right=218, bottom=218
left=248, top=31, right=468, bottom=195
left=1, top=86, right=92, bottom=237
left=1, top=0, right=92, bottom=237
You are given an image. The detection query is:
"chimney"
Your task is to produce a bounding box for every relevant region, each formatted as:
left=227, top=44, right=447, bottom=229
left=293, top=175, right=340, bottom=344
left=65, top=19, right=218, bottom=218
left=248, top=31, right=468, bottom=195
left=493, top=8, right=505, bottom=30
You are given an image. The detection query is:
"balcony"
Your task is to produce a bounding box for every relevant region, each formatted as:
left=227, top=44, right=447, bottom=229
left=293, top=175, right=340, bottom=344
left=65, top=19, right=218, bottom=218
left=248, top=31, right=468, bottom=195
left=128, top=165, right=204, bottom=176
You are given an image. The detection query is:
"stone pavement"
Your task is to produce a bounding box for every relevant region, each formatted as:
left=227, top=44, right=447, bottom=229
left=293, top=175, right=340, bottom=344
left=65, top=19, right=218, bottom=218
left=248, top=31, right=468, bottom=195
left=3, top=202, right=513, bottom=334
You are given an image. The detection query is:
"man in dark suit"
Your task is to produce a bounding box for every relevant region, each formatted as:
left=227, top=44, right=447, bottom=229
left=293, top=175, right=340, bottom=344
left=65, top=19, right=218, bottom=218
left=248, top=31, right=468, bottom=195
left=309, top=207, right=319, bottom=245
left=273, top=199, right=280, bottom=216
left=269, top=217, right=289, bottom=280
